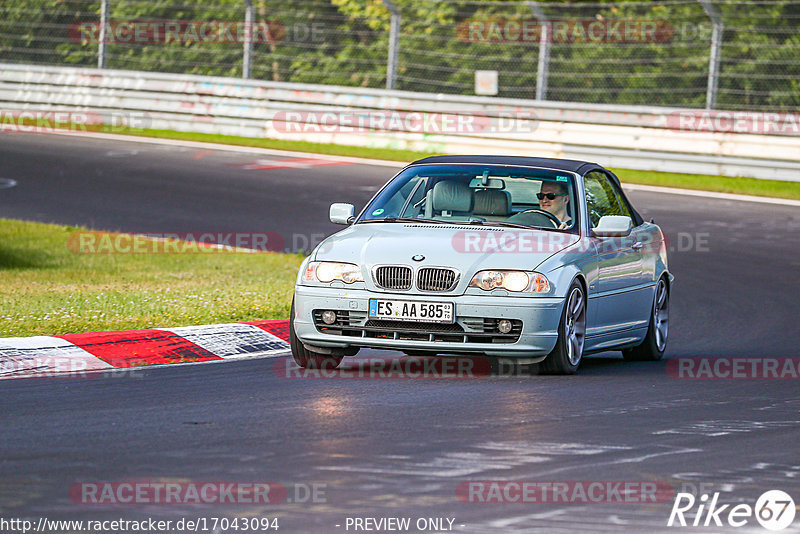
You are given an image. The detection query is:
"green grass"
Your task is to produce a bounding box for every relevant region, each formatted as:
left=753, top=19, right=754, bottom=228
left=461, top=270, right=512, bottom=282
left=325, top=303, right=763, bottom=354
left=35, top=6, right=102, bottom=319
left=119, top=127, right=431, bottom=163
left=109, top=127, right=800, bottom=201
left=609, top=168, right=800, bottom=201
left=0, top=219, right=302, bottom=337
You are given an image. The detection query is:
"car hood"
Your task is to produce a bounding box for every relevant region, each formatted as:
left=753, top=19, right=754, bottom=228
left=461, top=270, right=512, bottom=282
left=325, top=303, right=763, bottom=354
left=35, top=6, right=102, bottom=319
left=314, top=222, right=579, bottom=276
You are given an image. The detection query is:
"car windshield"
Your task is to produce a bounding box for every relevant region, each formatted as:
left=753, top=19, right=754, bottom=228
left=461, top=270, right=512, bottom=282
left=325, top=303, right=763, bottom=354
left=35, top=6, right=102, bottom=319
left=359, top=164, right=578, bottom=232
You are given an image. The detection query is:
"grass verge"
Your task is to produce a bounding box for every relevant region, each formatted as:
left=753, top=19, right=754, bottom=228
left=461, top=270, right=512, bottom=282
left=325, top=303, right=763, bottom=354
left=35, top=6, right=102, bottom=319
left=0, top=219, right=301, bottom=337
left=112, top=127, right=800, bottom=201
left=609, top=168, right=800, bottom=200
left=120, top=128, right=429, bottom=163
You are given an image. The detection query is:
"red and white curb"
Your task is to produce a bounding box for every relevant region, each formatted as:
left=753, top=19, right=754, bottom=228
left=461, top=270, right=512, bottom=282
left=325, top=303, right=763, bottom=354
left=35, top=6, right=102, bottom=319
left=0, top=320, right=290, bottom=380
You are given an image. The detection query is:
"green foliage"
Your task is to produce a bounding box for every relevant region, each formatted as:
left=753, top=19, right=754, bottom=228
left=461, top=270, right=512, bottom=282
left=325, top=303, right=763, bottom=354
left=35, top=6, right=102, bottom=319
left=0, top=0, right=798, bottom=109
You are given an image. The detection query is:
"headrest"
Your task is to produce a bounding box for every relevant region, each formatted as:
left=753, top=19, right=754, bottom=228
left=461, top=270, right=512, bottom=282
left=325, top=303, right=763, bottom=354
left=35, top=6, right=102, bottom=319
left=473, top=189, right=511, bottom=216
left=431, top=180, right=473, bottom=213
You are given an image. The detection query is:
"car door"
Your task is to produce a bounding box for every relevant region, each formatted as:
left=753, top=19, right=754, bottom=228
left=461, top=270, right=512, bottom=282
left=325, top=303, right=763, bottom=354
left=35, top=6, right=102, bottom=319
left=606, top=170, right=663, bottom=290
left=584, top=171, right=651, bottom=338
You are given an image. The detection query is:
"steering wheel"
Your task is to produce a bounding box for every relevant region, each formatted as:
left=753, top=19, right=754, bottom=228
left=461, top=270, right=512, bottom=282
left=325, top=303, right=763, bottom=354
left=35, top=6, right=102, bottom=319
left=514, top=209, right=561, bottom=228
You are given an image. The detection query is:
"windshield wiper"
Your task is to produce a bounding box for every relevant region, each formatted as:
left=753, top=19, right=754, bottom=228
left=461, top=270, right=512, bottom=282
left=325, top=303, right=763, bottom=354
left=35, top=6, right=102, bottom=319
left=359, top=217, right=447, bottom=224
left=464, top=220, right=534, bottom=229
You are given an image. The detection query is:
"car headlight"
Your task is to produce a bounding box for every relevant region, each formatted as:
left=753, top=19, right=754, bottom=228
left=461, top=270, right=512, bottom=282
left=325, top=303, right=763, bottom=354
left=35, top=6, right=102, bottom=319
left=469, top=270, right=550, bottom=293
left=303, top=261, right=364, bottom=284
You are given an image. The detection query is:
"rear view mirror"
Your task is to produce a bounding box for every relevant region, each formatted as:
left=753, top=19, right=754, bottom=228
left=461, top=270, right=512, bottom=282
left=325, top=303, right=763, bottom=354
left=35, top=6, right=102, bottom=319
left=468, top=177, right=505, bottom=189
left=329, top=203, right=355, bottom=225
left=592, top=215, right=632, bottom=237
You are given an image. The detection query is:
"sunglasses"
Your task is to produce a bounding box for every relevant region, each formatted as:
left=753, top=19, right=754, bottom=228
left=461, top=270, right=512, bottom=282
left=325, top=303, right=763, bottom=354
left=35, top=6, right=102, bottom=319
left=537, top=192, right=565, bottom=200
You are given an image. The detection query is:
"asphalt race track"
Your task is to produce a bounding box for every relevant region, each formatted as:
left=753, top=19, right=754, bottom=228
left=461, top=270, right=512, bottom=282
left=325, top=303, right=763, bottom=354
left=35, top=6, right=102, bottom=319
left=2, top=133, right=800, bottom=533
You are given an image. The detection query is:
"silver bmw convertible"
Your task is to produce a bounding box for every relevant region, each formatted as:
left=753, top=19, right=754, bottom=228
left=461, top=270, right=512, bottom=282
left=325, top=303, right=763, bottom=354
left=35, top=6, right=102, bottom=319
left=290, top=156, right=672, bottom=374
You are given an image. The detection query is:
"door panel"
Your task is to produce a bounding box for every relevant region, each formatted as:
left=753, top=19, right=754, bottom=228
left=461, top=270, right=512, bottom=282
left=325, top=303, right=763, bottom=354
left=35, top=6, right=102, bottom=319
left=591, top=234, right=650, bottom=335
left=584, top=171, right=649, bottom=335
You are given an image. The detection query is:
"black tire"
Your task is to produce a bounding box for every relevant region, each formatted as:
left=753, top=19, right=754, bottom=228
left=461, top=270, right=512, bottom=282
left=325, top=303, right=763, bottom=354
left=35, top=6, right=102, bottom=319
left=540, top=280, right=587, bottom=375
left=289, top=299, right=343, bottom=369
left=623, top=277, right=669, bottom=362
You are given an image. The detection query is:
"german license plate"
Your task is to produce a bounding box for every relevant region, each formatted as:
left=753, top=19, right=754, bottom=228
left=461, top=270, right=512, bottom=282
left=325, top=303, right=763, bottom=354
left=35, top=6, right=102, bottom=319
left=368, top=299, right=454, bottom=323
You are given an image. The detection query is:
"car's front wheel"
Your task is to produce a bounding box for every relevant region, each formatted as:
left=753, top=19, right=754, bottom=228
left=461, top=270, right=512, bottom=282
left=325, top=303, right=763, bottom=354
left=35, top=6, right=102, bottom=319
left=289, top=299, right=344, bottom=369
left=540, top=280, right=586, bottom=375
left=622, top=276, right=669, bottom=361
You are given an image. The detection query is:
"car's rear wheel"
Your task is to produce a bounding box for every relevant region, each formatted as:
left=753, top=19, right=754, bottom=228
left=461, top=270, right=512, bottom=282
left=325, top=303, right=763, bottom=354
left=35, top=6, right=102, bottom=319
left=623, top=276, right=669, bottom=361
left=289, top=299, right=344, bottom=369
left=540, top=280, right=586, bottom=375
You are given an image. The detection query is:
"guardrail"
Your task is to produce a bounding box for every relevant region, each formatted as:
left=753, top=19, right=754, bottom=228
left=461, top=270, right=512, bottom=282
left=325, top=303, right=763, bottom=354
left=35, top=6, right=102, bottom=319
left=1, top=63, right=799, bottom=181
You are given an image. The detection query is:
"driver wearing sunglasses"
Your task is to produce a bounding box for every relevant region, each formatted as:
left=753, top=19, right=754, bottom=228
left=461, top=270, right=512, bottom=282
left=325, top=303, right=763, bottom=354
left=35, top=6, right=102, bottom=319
left=537, top=181, right=572, bottom=229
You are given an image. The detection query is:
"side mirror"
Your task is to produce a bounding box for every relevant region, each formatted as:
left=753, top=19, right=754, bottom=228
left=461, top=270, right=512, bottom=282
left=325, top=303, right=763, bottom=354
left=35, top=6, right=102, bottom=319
left=592, top=215, right=632, bottom=238
left=329, top=203, right=355, bottom=225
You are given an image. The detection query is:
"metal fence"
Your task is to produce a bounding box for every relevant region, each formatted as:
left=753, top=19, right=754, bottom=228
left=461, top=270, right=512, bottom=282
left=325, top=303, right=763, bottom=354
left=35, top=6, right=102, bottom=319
left=1, top=0, right=798, bottom=111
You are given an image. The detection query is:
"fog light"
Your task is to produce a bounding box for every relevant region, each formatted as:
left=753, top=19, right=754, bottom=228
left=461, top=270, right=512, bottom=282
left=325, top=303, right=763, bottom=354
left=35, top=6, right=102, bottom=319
left=498, top=319, right=513, bottom=334
left=321, top=310, right=337, bottom=325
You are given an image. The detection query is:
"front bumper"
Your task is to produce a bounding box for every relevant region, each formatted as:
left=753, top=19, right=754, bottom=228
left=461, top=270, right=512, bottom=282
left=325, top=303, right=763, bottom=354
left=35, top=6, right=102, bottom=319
left=293, top=285, right=564, bottom=358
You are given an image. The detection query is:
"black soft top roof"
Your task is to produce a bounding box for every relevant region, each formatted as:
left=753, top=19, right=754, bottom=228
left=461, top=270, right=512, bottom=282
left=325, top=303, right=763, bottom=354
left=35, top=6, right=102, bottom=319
left=409, top=155, right=600, bottom=175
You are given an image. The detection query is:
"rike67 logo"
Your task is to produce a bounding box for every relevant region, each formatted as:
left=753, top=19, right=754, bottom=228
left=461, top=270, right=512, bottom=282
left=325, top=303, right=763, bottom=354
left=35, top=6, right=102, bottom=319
left=668, top=490, right=796, bottom=530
